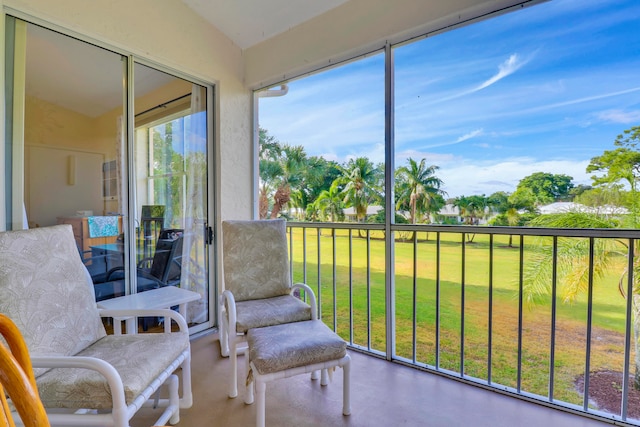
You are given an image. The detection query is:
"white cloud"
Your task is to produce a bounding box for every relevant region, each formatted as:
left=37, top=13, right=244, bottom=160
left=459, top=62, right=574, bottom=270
left=436, top=157, right=591, bottom=198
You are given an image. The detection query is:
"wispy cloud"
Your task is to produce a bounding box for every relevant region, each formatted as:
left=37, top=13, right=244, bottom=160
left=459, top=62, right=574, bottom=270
left=519, top=86, right=640, bottom=115
left=438, top=52, right=533, bottom=102
left=456, top=129, right=483, bottom=143
left=474, top=54, right=529, bottom=92
left=597, top=109, right=640, bottom=124
left=417, top=128, right=485, bottom=149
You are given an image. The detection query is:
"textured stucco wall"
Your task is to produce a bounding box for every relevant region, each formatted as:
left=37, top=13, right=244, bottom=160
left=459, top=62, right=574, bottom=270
left=4, top=0, right=254, bottom=221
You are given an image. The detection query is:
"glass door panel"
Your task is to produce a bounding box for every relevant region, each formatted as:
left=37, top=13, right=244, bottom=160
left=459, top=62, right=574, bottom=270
left=6, top=17, right=130, bottom=303
left=133, top=63, right=210, bottom=327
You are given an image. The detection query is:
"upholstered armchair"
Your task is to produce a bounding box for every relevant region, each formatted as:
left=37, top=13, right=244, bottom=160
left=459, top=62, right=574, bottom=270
left=0, top=225, right=192, bottom=427
left=219, top=219, right=317, bottom=398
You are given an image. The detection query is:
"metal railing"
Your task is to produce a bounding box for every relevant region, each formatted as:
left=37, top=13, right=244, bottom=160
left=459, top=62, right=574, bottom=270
left=287, top=221, right=640, bottom=425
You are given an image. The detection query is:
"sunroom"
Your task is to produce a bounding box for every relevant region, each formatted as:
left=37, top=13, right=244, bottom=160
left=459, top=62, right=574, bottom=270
left=1, top=0, right=639, bottom=426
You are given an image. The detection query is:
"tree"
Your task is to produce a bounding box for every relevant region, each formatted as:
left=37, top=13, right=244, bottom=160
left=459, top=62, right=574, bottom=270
left=513, top=172, right=574, bottom=206
left=587, top=125, right=640, bottom=222
left=453, top=194, right=489, bottom=243
left=338, top=157, right=383, bottom=224
left=574, top=186, right=629, bottom=211
left=269, top=145, right=307, bottom=219
left=454, top=195, right=488, bottom=226
left=523, top=125, right=640, bottom=388
left=299, top=157, right=342, bottom=220
left=258, top=128, right=283, bottom=219
left=395, top=158, right=446, bottom=225
left=488, top=191, right=537, bottom=247
left=313, top=181, right=345, bottom=223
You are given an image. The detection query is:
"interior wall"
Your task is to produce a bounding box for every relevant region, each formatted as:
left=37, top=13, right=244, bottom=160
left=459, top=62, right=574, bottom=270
left=23, top=95, right=108, bottom=225
left=4, top=0, right=254, bottom=221
left=244, top=0, right=534, bottom=88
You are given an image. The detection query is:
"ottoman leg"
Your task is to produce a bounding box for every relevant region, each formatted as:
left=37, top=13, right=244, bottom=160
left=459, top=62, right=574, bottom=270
left=343, top=355, right=351, bottom=416
left=321, top=368, right=329, bottom=386
left=245, top=349, right=254, bottom=405
left=256, top=380, right=267, bottom=427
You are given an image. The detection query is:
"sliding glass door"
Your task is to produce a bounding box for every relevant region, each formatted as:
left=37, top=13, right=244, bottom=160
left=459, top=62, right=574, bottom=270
left=133, top=63, right=210, bottom=326
left=4, top=16, right=213, bottom=331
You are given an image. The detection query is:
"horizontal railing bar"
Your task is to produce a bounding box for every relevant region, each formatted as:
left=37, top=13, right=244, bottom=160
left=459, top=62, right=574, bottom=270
left=391, top=224, right=640, bottom=238
left=289, top=221, right=640, bottom=238
left=288, top=221, right=384, bottom=231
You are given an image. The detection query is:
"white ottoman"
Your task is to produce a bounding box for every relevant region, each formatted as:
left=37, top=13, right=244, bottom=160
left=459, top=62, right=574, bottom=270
left=244, top=320, right=351, bottom=427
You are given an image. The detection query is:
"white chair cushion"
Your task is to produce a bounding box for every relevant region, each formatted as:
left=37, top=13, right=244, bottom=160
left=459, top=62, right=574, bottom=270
left=235, top=295, right=312, bottom=333
left=35, top=331, right=189, bottom=409
left=0, top=225, right=107, bottom=377
left=247, top=320, right=347, bottom=375
left=222, top=220, right=291, bottom=301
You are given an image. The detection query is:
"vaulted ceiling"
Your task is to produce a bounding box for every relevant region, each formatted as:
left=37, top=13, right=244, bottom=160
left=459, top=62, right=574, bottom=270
left=181, top=0, right=350, bottom=49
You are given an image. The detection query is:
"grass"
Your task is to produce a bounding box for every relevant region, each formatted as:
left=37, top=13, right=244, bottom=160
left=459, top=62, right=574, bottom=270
left=289, top=228, right=633, bottom=408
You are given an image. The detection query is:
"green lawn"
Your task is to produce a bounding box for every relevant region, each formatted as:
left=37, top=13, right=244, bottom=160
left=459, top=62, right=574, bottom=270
left=289, top=228, right=632, bottom=407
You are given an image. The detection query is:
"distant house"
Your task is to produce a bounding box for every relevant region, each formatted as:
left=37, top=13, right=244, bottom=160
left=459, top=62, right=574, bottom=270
left=431, top=204, right=493, bottom=225
left=432, top=204, right=462, bottom=224
left=536, top=202, right=628, bottom=215
left=343, top=205, right=383, bottom=222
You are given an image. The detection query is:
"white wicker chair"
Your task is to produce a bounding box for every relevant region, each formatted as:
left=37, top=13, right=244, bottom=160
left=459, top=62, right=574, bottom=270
left=219, top=219, right=317, bottom=398
left=0, top=225, right=192, bottom=427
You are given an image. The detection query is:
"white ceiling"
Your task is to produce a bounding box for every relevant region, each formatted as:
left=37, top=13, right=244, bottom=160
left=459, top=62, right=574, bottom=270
left=181, top=0, right=349, bottom=49
left=25, top=25, right=178, bottom=118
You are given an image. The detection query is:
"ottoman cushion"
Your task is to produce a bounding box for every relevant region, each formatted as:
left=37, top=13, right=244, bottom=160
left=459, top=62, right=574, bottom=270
left=247, top=320, right=346, bottom=375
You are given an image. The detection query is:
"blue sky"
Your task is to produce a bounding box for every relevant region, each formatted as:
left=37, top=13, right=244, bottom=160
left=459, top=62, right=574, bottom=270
left=258, top=0, right=640, bottom=198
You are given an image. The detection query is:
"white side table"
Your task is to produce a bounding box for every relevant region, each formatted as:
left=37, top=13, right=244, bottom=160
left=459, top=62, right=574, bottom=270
left=97, top=286, right=201, bottom=334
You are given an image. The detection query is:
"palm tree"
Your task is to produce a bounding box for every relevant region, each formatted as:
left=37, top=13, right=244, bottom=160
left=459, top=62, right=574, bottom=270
left=395, top=158, right=446, bottom=225
left=523, top=212, right=638, bottom=384
left=454, top=195, right=488, bottom=242
left=258, top=159, right=281, bottom=219
left=269, top=145, right=307, bottom=219
left=339, top=157, right=383, bottom=225
left=314, top=181, right=345, bottom=223
left=488, top=191, right=534, bottom=247
left=258, top=128, right=283, bottom=219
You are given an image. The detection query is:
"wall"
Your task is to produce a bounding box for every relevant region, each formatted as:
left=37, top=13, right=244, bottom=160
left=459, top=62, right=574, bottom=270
left=3, top=0, right=254, bottom=222
left=23, top=95, right=106, bottom=225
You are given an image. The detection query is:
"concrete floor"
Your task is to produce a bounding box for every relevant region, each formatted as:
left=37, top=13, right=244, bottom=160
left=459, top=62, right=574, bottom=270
left=130, top=332, right=612, bottom=427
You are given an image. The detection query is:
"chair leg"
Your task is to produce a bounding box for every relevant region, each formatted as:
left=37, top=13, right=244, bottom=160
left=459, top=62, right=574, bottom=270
left=229, top=339, right=238, bottom=398
left=219, top=310, right=229, bottom=357
left=343, top=356, right=351, bottom=416
left=321, top=368, right=329, bottom=386
left=180, top=351, right=193, bottom=408
left=168, top=374, right=181, bottom=425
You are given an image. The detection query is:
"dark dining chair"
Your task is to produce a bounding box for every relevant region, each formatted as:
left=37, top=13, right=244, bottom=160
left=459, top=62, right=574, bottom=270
left=99, top=229, right=184, bottom=329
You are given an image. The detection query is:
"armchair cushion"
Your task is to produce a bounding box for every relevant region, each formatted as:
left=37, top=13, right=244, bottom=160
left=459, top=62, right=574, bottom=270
left=235, top=295, right=312, bottom=333
left=0, top=225, right=106, bottom=377
left=222, top=220, right=291, bottom=301
left=35, top=331, right=189, bottom=409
